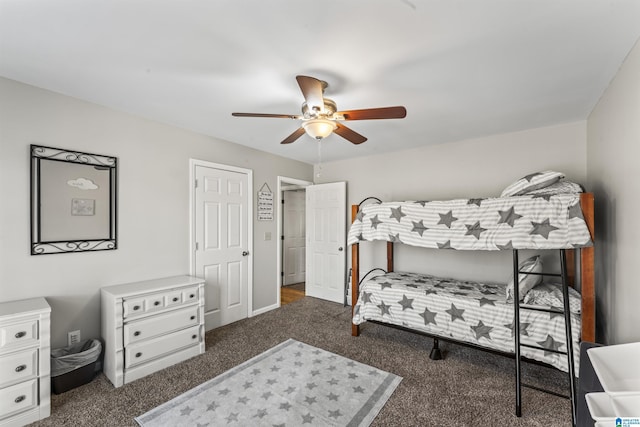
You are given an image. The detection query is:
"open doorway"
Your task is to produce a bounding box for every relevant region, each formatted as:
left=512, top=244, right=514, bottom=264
left=282, top=188, right=305, bottom=305
left=276, top=176, right=312, bottom=307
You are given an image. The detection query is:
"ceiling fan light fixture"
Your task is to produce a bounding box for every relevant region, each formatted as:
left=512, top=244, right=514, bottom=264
left=302, top=118, right=337, bottom=140
left=233, top=75, right=406, bottom=145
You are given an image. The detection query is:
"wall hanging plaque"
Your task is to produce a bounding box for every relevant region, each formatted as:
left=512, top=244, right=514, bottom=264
left=257, top=183, right=273, bottom=221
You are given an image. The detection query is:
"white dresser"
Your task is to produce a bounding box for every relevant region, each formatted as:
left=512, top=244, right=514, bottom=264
left=101, top=275, right=205, bottom=388
left=0, top=298, right=51, bottom=427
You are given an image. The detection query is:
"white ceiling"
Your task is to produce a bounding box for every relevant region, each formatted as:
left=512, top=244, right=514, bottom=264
left=1, top=1, right=639, bottom=164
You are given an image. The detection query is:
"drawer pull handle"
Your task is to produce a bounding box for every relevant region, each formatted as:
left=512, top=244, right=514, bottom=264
left=15, top=331, right=27, bottom=339
left=134, top=331, right=141, bottom=337
left=189, top=294, right=195, bottom=299
left=192, top=334, right=197, bottom=340
left=154, top=301, right=161, bottom=306
left=190, top=316, right=196, bottom=320
left=133, top=305, right=140, bottom=311
left=173, top=297, right=179, bottom=302
left=135, top=352, right=142, bottom=358
left=15, top=395, right=26, bottom=403
left=15, top=364, right=27, bottom=372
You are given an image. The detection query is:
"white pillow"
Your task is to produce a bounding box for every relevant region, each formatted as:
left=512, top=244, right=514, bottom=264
left=505, top=256, right=543, bottom=302
left=523, top=180, right=584, bottom=196
left=500, top=171, right=565, bottom=197
left=523, top=282, right=581, bottom=314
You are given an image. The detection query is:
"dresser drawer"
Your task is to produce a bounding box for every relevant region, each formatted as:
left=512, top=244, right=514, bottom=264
left=122, top=286, right=200, bottom=319
left=0, top=348, right=38, bottom=388
left=181, top=286, right=199, bottom=305
left=164, top=290, right=183, bottom=308
left=125, top=325, right=200, bottom=369
left=122, top=293, right=165, bottom=319
left=0, top=320, right=38, bottom=351
left=123, top=306, right=199, bottom=346
left=0, top=379, right=37, bottom=420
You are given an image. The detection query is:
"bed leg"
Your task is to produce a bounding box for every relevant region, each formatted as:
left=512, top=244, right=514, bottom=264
left=351, top=324, right=360, bottom=337
left=429, top=338, right=443, bottom=360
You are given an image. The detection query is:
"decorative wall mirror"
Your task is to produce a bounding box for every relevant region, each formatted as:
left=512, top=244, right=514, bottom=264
left=31, top=145, right=118, bottom=255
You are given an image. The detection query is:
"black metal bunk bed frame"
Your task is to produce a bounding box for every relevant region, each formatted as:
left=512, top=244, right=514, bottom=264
left=350, top=194, right=596, bottom=426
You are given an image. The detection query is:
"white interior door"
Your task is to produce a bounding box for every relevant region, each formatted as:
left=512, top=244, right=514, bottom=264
left=283, top=190, right=306, bottom=285
left=305, top=182, right=346, bottom=303
left=194, top=164, right=249, bottom=330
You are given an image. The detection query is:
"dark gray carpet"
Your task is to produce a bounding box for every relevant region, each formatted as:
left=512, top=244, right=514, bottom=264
left=32, top=297, right=572, bottom=426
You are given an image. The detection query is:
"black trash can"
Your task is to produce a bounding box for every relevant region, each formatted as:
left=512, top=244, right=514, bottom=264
left=51, top=339, right=102, bottom=394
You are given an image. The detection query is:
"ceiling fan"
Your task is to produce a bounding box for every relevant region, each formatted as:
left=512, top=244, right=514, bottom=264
left=232, top=75, right=407, bottom=145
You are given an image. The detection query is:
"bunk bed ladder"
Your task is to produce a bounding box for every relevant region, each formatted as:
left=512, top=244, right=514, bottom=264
left=513, top=249, right=577, bottom=426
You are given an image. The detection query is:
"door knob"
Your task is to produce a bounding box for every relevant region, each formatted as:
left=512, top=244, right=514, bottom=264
left=338, top=247, right=343, bottom=252
left=242, top=251, right=249, bottom=256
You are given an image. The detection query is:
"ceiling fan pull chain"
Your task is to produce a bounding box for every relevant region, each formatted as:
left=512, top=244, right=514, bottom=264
left=316, top=141, right=323, bottom=179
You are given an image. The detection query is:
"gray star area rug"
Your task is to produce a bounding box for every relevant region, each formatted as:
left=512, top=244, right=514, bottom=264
left=135, top=339, right=402, bottom=426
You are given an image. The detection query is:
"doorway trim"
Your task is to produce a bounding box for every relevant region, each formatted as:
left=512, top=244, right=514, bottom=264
left=276, top=176, right=313, bottom=307
left=189, top=158, right=254, bottom=319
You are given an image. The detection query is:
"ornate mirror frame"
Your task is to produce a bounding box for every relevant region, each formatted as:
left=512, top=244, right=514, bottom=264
left=30, top=145, right=118, bottom=255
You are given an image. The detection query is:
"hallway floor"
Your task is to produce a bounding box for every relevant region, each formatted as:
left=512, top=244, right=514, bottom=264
left=281, top=283, right=305, bottom=305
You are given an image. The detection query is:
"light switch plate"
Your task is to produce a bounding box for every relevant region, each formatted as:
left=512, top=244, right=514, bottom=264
left=264, top=232, right=272, bottom=241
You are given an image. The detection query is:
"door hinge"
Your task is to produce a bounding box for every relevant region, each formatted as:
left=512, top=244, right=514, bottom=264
left=281, top=271, right=284, bottom=277
left=195, top=242, right=199, bottom=250
left=195, top=179, right=198, bottom=188
left=281, top=235, right=284, bottom=240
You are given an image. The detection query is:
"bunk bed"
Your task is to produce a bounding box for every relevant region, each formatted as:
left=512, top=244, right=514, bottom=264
left=348, top=172, right=595, bottom=424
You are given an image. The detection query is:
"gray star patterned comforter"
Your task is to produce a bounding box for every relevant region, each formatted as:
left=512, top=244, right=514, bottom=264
left=347, top=193, right=591, bottom=250
left=352, top=271, right=581, bottom=373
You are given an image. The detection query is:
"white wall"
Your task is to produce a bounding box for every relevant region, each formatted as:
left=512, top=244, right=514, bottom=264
left=587, top=39, right=640, bottom=345
left=316, top=121, right=588, bottom=287
left=0, top=77, right=313, bottom=348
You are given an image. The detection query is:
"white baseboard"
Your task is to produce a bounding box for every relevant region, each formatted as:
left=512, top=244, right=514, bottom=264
left=252, top=303, right=279, bottom=316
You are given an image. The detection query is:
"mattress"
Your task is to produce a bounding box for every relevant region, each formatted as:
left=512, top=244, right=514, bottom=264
left=347, top=194, right=592, bottom=250
left=352, top=271, right=581, bottom=373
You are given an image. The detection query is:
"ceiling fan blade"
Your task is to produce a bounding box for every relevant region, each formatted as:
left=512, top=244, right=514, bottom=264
left=280, top=127, right=306, bottom=144
left=296, top=75, right=325, bottom=111
left=232, top=112, right=301, bottom=119
left=336, top=106, right=407, bottom=120
left=334, top=123, right=367, bottom=145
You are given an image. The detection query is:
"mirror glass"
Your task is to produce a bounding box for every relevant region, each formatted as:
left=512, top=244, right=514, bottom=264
left=31, top=145, right=117, bottom=254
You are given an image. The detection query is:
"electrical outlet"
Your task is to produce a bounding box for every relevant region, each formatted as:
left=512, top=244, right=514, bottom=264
left=68, top=330, right=81, bottom=346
